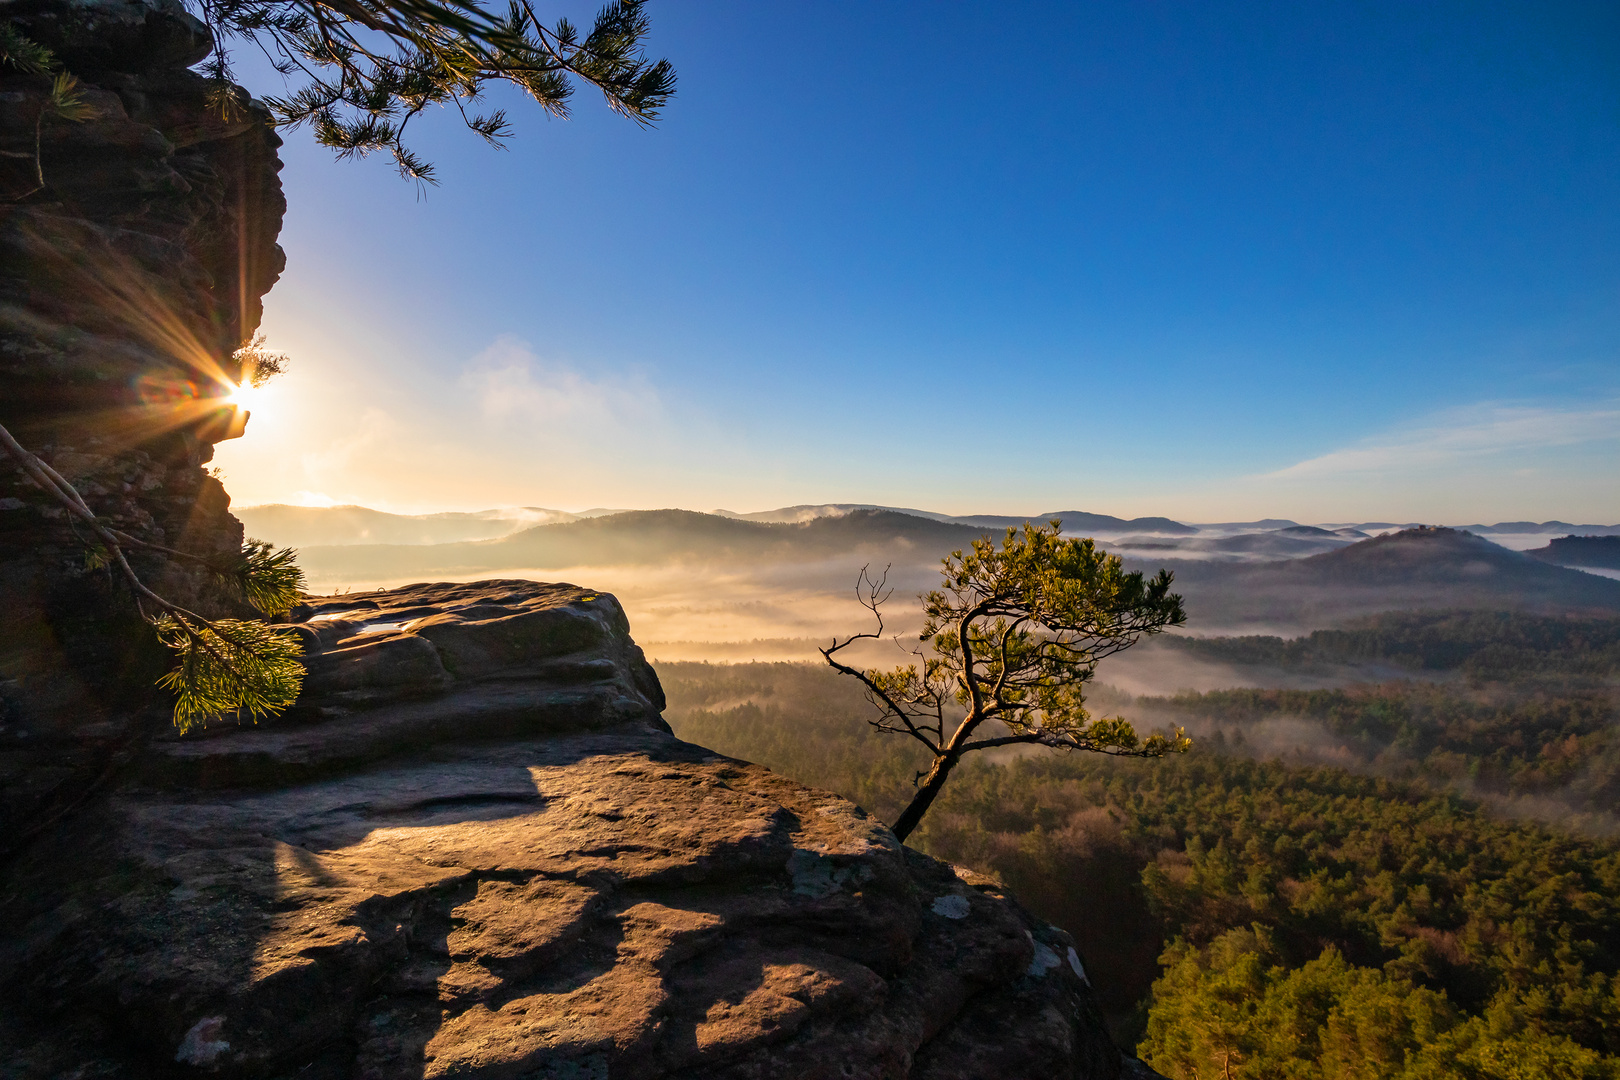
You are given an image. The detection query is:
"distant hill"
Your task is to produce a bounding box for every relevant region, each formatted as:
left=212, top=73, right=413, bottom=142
left=1527, top=535, right=1620, bottom=570
left=955, top=511, right=1197, bottom=535
left=1194, top=518, right=1304, bottom=532
left=239, top=500, right=1620, bottom=556
left=295, top=508, right=995, bottom=581
left=236, top=504, right=572, bottom=547
left=236, top=504, right=629, bottom=547
left=1463, top=520, right=1620, bottom=536
left=1198, top=531, right=1350, bottom=557
left=260, top=501, right=1198, bottom=547
left=290, top=513, right=1620, bottom=633
left=714, top=504, right=1198, bottom=534
left=1156, top=528, right=1620, bottom=628
left=1103, top=531, right=1349, bottom=559
left=713, top=503, right=960, bottom=524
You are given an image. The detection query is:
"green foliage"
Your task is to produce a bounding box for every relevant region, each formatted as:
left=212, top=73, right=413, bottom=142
left=1166, top=611, right=1620, bottom=681
left=0, top=21, right=55, bottom=74
left=923, top=522, right=1186, bottom=713
left=194, top=0, right=675, bottom=182
left=154, top=615, right=304, bottom=732
left=0, top=419, right=308, bottom=731
left=1139, top=930, right=1620, bottom=1080
left=827, top=521, right=1189, bottom=837
left=0, top=26, right=89, bottom=117
left=233, top=332, right=290, bottom=386
left=0, top=23, right=94, bottom=200
left=130, top=536, right=310, bottom=728
left=918, top=521, right=1186, bottom=744
left=148, top=538, right=308, bottom=730
left=215, top=538, right=306, bottom=616
left=835, top=518, right=1192, bottom=757
left=46, top=71, right=93, bottom=121
left=1142, top=681, right=1620, bottom=817
left=658, top=658, right=1620, bottom=1075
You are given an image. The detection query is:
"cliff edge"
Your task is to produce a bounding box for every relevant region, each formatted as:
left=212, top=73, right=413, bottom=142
left=1, top=581, right=1132, bottom=1078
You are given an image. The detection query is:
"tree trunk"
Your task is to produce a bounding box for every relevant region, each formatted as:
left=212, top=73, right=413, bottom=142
left=891, top=753, right=958, bottom=842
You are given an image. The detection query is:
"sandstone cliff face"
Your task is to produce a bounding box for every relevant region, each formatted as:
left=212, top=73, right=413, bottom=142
left=1, top=581, right=1133, bottom=1079
left=0, top=0, right=284, bottom=836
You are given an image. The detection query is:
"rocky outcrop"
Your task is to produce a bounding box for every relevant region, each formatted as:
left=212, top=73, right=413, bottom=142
left=0, top=0, right=284, bottom=838
left=1, top=580, right=1133, bottom=1078
left=150, top=580, right=673, bottom=789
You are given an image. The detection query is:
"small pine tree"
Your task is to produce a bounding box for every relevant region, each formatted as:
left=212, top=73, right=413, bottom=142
left=824, top=520, right=1191, bottom=841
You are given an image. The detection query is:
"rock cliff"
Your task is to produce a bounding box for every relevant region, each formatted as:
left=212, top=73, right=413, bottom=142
left=2, top=581, right=1136, bottom=1078
left=0, top=0, right=284, bottom=840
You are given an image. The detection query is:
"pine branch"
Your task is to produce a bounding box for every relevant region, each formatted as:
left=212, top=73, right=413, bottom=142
left=0, top=420, right=306, bottom=731
left=192, top=0, right=675, bottom=181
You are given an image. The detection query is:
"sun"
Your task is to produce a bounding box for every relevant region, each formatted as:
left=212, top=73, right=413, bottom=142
left=227, top=381, right=259, bottom=411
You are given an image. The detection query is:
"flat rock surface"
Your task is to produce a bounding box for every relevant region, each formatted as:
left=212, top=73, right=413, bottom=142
left=2, top=726, right=1120, bottom=1079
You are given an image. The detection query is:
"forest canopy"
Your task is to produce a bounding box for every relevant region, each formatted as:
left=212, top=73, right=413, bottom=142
left=657, top=616, right=1620, bottom=1079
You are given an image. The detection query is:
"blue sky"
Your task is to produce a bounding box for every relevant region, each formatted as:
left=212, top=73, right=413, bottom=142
left=215, top=0, right=1620, bottom=522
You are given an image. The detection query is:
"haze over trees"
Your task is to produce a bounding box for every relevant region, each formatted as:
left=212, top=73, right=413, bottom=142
left=662, top=610, right=1620, bottom=1078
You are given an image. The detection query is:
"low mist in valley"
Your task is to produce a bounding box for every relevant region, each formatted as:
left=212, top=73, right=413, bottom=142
left=261, top=501, right=1620, bottom=835
left=265, top=503, right=1620, bottom=663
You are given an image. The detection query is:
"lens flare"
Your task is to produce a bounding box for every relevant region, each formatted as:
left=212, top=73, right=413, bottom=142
left=227, top=382, right=259, bottom=411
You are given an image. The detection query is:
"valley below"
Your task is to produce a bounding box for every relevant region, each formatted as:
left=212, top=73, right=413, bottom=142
left=231, top=501, right=1620, bottom=1077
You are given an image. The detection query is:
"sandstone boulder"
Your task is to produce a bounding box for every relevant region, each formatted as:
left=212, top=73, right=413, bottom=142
left=143, top=580, right=669, bottom=789
left=4, top=726, right=1123, bottom=1079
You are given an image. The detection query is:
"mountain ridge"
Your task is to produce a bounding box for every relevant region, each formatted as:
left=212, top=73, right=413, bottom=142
left=245, top=502, right=1620, bottom=550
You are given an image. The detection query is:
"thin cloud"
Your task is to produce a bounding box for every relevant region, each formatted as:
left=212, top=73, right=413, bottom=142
left=296, top=406, right=403, bottom=489
left=1264, top=401, right=1620, bottom=480
left=462, top=335, right=660, bottom=426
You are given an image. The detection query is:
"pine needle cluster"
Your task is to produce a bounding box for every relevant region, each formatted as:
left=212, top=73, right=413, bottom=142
left=145, top=537, right=308, bottom=732
left=192, top=0, right=676, bottom=183
left=154, top=614, right=306, bottom=732
left=1, top=22, right=93, bottom=201
left=4, top=413, right=312, bottom=731
left=233, top=332, right=290, bottom=386
left=218, top=538, right=306, bottom=615
left=0, top=22, right=55, bottom=75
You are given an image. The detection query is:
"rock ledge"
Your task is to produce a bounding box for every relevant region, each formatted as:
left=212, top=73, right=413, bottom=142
left=1, top=582, right=1133, bottom=1078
